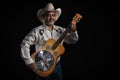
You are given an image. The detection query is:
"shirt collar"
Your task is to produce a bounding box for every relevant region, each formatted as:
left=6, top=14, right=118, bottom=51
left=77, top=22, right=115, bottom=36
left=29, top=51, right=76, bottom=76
left=43, top=24, right=55, bottom=31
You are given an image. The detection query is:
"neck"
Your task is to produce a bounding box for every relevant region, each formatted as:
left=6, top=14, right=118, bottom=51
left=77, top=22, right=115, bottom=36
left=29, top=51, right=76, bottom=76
left=47, top=24, right=53, bottom=30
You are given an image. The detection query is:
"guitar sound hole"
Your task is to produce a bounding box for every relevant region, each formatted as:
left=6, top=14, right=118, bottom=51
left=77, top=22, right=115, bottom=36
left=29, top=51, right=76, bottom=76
left=35, top=50, right=54, bottom=71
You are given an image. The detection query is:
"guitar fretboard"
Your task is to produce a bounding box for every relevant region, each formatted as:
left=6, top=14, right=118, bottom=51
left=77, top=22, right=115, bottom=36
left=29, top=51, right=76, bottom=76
left=51, top=23, right=72, bottom=50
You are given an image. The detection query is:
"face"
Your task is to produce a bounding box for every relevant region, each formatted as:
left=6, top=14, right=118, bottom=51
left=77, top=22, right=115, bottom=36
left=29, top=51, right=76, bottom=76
left=44, top=11, right=57, bottom=26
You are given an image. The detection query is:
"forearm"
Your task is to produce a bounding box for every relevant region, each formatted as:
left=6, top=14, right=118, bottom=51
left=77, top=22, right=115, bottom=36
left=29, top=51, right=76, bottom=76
left=64, top=30, right=79, bottom=44
left=20, top=45, right=34, bottom=65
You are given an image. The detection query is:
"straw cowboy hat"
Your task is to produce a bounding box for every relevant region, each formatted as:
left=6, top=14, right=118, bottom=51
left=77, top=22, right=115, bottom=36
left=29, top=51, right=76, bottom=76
left=37, top=3, right=61, bottom=23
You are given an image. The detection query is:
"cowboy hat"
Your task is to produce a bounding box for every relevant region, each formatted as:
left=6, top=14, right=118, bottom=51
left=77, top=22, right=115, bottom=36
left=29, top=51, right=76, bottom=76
left=37, top=3, right=61, bottom=23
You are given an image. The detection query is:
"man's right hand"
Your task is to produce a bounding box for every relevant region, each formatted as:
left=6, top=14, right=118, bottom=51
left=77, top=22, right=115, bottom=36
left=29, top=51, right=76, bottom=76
left=27, top=62, right=38, bottom=72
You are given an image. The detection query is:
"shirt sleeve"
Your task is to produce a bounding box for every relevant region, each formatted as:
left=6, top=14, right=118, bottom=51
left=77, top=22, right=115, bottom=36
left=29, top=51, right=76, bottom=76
left=20, top=29, right=38, bottom=65
left=63, top=29, right=79, bottom=44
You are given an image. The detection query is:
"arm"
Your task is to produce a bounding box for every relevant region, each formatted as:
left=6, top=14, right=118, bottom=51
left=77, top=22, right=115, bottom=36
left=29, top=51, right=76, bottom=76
left=20, top=28, right=38, bottom=70
left=63, top=24, right=79, bottom=44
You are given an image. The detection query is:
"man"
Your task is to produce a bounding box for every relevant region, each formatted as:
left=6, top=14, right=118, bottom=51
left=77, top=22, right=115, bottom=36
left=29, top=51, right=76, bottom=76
left=20, top=3, right=79, bottom=80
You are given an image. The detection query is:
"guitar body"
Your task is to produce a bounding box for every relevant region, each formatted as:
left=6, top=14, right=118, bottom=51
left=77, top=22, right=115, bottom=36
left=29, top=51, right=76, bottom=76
left=31, top=38, right=65, bottom=77
left=42, top=38, right=65, bottom=56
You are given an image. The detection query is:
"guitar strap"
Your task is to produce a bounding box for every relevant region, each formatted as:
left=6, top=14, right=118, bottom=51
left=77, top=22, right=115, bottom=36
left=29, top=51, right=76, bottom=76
left=53, top=27, right=63, bottom=34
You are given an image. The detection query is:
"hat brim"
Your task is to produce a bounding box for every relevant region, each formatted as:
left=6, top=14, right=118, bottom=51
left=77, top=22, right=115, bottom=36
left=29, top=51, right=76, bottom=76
left=37, top=8, right=61, bottom=23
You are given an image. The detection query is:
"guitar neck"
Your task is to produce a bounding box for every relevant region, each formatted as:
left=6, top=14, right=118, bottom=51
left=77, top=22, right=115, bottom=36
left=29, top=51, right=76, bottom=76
left=52, top=23, right=72, bottom=50
left=51, top=13, right=82, bottom=50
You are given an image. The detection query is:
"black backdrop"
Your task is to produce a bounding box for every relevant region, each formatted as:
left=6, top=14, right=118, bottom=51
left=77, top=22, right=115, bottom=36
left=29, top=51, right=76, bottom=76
left=2, top=0, right=112, bottom=80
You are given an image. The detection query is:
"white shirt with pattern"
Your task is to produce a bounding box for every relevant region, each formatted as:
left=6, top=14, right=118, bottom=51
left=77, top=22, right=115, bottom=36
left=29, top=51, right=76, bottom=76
left=20, top=24, right=79, bottom=65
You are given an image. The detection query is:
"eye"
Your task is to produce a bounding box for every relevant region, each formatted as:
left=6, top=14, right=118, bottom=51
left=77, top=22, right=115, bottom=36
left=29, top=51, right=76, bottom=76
left=51, top=14, right=56, bottom=17
left=46, top=14, right=56, bottom=17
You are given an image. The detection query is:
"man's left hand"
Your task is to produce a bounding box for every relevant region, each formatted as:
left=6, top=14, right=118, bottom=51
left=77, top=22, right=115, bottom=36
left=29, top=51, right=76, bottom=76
left=71, top=24, right=77, bottom=32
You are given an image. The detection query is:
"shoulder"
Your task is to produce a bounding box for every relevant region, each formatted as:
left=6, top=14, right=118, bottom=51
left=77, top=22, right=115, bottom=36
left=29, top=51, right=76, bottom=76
left=54, top=25, right=65, bottom=33
left=54, top=25, right=65, bottom=30
left=30, top=25, right=44, bottom=32
left=27, top=25, right=44, bottom=35
left=33, top=25, right=44, bottom=31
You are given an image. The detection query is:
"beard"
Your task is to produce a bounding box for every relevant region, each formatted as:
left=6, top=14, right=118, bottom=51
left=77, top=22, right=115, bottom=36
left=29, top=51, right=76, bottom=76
left=48, top=21, right=55, bottom=25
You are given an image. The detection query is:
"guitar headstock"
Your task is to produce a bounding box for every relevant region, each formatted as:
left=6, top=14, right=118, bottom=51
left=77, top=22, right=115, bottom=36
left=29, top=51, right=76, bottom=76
left=71, top=13, right=82, bottom=25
